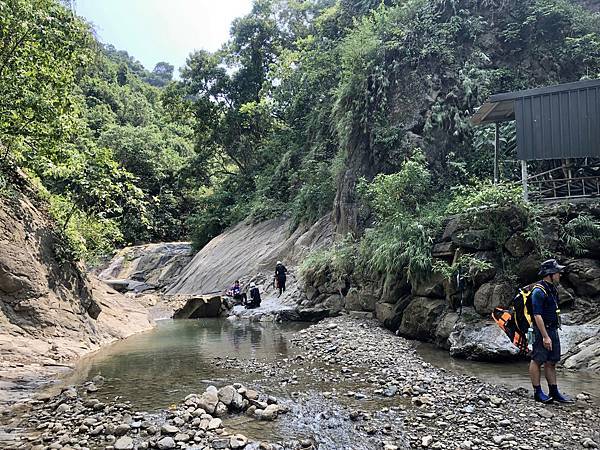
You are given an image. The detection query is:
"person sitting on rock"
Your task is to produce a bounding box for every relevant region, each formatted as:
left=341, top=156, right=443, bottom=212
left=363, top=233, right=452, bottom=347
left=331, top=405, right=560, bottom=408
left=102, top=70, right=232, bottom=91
left=246, top=282, right=261, bottom=309
left=226, top=280, right=247, bottom=306
left=275, top=261, right=288, bottom=297
left=528, top=259, right=573, bottom=404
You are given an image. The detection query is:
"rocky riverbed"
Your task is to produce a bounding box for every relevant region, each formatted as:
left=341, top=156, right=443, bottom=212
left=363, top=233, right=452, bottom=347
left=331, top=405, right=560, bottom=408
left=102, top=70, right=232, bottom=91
left=4, top=382, right=299, bottom=450
left=213, top=316, right=600, bottom=449
left=4, top=315, right=600, bottom=450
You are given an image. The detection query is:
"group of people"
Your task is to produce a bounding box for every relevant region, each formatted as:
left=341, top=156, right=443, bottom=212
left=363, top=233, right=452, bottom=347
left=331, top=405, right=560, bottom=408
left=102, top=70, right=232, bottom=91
left=225, top=261, right=288, bottom=309
left=225, top=257, right=572, bottom=405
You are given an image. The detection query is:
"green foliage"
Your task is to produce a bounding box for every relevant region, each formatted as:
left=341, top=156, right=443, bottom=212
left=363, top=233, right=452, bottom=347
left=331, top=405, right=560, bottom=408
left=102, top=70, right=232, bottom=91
left=356, top=150, right=447, bottom=284
left=433, top=254, right=493, bottom=281
left=48, top=194, right=123, bottom=264
left=446, top=182, right=525, bottom=213
left=0, top=0, right=92, bottom=161
left=299, top=234, right=357, bottom=285
left=562, top=214, right=600, bottom=256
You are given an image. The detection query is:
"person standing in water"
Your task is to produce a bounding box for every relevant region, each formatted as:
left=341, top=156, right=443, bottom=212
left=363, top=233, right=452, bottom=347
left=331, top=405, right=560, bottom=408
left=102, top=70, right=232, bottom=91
left=275, top=261, right=288, bottom=297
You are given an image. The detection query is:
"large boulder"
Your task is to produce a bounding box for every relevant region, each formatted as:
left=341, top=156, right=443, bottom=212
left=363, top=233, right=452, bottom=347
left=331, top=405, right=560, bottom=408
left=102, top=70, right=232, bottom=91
left=98, top=242, right=193, bottom=291
left=451, top=229, right=495, bottom=251
left=434, top=311, right=460, bottom=350
left=567, top=259, right=600, bottom=297
left=558, top=323, right=600, bottom=357
left=173, top=296, right=223, bottom=319
left=398, top=297, right=446, bottom=340
left=375, top=302, right=395, bottom=327
left=344, top=287, right=362, bottom=311
left=380, top=272, right=410, bottom=304
left=516, top=253, right=543, bottom=284
left=473, top=282, right=513, bottom=316
left=562, top=335, right=600, bottom=371
left=448, top=311, right=521, bottom=361
left=358, top=284, right=380, bottom=312
left=504, top=233, right=534, bottom=258
left=412, top=273, right=445, bottom=299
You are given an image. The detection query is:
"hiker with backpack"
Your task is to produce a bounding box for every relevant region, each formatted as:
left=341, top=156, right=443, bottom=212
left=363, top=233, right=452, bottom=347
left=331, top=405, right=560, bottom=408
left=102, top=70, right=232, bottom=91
left=528, top=259, right=573, bottom=404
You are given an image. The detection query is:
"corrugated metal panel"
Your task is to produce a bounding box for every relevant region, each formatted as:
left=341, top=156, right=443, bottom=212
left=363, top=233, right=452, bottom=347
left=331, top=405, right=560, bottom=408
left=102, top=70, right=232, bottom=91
left=515, top=84, right=600, bottom=160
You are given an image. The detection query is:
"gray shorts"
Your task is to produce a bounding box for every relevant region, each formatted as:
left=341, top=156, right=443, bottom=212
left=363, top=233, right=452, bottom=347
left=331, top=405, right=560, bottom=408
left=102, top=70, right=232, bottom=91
left=532, top=327, right=561, bottom=364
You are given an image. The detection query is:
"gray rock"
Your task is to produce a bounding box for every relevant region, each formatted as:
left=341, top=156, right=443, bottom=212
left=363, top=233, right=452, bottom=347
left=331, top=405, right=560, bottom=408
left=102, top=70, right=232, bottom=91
left=198, top=390, right=219, bottom=414
left=230, top=434, right=248, bottom=449
left=114, top=436, right=134, bottom=450
left=568, top=259, right=600, bottom=297
left=157, top=437, right=176, bottom=450
left=114, top=424, right=130, bottom=436
left=398, top=297, right=446, bottom=340
left=473, top=282, right=512, bottom=315
left=449, top=314, right=520, bottom=360
left=212, top=438, right=230, bottom=449
left=218, top=385, right=236, bottom=406
left=214, top=401, right=228, bottom=417
left=160, top=424, right=179, bottom=435
left=344, top=288, right=362, bottom=311
left=208, top=418, right=222, bottom=430
left=174, top=433, right=190, bottom=442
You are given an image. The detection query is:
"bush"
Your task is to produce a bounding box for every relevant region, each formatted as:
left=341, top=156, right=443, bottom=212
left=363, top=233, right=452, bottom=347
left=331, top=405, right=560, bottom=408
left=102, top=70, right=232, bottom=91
left=48, top=194, right=123, bottom=265
left=299, top=234, right=357, bottom=285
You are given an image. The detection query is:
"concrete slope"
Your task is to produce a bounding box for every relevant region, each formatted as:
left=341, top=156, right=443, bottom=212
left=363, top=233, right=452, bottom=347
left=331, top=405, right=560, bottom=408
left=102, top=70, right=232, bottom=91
left=166, top=215, right=332, bottom=296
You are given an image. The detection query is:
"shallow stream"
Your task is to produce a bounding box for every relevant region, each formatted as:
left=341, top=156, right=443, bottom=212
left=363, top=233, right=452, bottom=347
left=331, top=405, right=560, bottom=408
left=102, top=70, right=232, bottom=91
left=51, top=318, right=600, bottom=445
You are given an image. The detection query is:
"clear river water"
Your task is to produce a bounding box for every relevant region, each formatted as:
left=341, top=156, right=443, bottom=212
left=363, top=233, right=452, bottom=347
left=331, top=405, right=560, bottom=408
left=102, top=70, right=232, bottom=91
left=52, top=318, right=599, bottom=445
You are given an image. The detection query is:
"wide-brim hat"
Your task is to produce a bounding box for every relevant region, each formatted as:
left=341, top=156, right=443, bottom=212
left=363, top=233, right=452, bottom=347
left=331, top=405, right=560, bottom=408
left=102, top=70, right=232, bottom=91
left=538, top=259, right=566, bottom=277
left=250, top=282, right=256, bottom=288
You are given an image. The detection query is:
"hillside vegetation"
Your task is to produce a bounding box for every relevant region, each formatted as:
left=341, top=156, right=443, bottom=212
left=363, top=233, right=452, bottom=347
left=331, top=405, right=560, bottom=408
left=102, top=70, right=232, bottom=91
left=2, top=0, right=600, bottom=277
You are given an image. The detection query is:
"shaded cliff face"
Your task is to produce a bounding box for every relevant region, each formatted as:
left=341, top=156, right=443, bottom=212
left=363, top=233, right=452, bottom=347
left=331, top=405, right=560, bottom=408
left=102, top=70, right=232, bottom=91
left=0, top=181, right=153, bottom=378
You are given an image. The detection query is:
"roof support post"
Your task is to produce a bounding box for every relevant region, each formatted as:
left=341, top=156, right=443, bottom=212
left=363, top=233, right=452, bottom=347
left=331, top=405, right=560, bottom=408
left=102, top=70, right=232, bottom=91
left=494, top=122, right=500, bottom=184
left=521, top=160, right=529, bottom=201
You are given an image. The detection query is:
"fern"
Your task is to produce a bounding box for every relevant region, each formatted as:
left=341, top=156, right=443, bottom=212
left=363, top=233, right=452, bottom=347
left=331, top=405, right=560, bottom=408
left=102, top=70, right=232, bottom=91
left=562, top=214, right=600, bottom=256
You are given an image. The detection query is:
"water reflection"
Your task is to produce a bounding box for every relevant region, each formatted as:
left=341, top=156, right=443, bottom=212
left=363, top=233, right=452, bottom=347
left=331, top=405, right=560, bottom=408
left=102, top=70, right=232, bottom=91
left=65, top=319, right=307, bottom=411
left=415, top=342, right=600, bottom=402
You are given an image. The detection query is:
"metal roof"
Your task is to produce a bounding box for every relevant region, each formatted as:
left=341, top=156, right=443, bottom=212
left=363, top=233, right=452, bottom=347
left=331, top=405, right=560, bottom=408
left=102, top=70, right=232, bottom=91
left=471, top=79, right=600, bottom=160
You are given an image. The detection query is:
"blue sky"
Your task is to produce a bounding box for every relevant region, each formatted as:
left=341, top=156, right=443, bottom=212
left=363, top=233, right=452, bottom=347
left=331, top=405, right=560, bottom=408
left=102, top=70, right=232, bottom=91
left=76, top=0, right=253, bottom=76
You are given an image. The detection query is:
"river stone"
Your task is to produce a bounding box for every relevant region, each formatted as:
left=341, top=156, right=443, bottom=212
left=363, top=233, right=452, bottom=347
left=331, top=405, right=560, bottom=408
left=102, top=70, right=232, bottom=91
left=115, top=424, right=130, bottom=436
left=157, top=437, right=176, bottom=450
left=245, top=389, right=258, bottom=401
left=174, top=433, right=190, bottom=442
left=161, top=424, right=179, bottom=435
left=114, top=436, right=134, bottom=450
left=218, top=385, right=236, bottom=406
left=198, top=390, right=219, bottom=414
left=208, top=418, right=222, bottom=430
left=212, top=438, right=230, bottom=449
left=214, top=401, right=228, bottom=417
left=230, top=434, right=248, bottom=449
